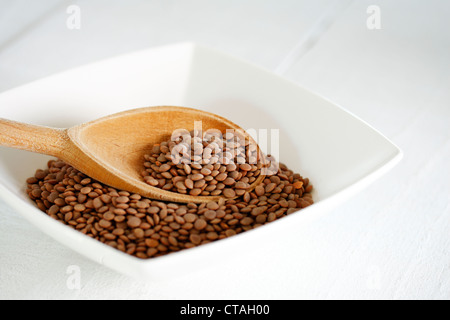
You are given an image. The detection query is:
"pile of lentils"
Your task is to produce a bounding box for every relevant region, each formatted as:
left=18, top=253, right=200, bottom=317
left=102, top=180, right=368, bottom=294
left=141, top=130, right=263, bottom=198
left=27, top=158, right=314, bottom=259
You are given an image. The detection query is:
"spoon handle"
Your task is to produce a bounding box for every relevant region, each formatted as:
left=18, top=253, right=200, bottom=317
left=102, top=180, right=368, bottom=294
left=0, top=118, right=67, bottom=157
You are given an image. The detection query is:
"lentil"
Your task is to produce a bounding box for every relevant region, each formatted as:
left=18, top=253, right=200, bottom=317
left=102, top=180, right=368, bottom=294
left=27, top=156, right=313, bottom=259
left=141, top=130, right=263, bottom=197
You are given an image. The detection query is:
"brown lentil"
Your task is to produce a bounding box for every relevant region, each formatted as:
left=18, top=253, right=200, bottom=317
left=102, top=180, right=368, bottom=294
left=140, top=130, right=263, bottom=197
left=223, top=189, right=236, bottom=198
left=27, top=157, right=313, bottom=259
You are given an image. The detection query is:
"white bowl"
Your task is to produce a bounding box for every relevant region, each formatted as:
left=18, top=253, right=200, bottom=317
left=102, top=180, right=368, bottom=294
left=0, top=42, right=402, bottom=280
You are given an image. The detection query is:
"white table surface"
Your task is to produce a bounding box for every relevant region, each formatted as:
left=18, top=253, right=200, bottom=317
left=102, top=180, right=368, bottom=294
left=0, top=0, right=448, bottom=300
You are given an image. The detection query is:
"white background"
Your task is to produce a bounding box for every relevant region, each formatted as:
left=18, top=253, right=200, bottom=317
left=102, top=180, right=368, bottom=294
left=0, top=0, right=449, bottom=300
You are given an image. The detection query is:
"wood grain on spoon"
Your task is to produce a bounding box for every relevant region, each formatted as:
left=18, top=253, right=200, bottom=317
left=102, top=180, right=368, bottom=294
left=0, top=106, right=265, bottom=203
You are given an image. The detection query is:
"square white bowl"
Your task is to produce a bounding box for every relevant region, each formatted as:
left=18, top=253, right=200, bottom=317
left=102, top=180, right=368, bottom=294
left=0, top=42, right=402, bottom=280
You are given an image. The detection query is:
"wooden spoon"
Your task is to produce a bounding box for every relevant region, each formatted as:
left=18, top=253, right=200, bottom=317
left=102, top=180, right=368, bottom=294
left=0, top=106, right=265, bottom=203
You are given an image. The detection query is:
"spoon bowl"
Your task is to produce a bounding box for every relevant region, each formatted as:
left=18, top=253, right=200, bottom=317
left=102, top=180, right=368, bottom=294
left=0, top=106, right=265, bottom=203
